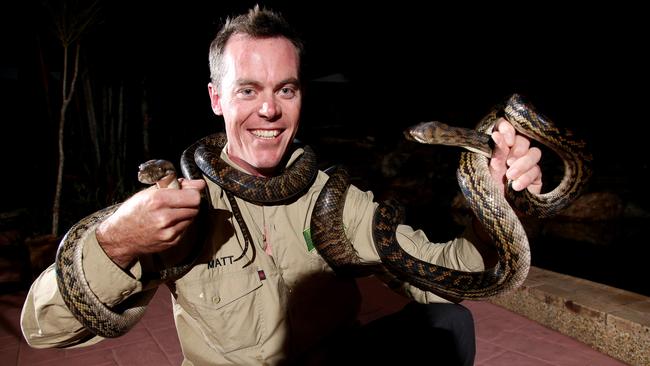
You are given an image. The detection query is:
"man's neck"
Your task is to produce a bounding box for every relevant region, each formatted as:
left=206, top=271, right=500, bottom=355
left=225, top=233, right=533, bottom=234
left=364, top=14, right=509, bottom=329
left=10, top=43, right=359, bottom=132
left=226, top=152, right=277, bottom=178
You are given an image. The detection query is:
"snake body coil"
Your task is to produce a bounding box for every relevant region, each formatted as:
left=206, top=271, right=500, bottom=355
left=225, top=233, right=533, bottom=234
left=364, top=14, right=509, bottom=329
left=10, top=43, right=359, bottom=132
left=311, top=93, right=592, bottom=300
left=387, top=94, right=591, bottom=299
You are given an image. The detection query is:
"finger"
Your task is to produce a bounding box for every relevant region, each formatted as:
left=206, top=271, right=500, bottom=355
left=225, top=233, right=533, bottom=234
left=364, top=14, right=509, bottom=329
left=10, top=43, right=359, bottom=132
left=158, top=207, right=201, bottom=227
left=507, top=135, right=531, bottom=166
left=491, top=124, right=512, bottom=160
left=156, top=219, right=193, bottom=245
left=511, top=165, right=542, bottom=193
left=506, top=147, right=542, bottom=181
left=149, top=209, right=200, bottom=246
left=494, top=117, right=515, bottom=146
left=490, top=128, right=509, bottom=165
left=527, top=169, right=543, bottom=194
left=156, top=209, right=199, bottom=232
left=180, top=179, right=207, bottom=190
left=155, top=188, right=202, bottom=208
left=489, top=149, right=508, bottom=176
left=169, top=207, right=201, bottom=225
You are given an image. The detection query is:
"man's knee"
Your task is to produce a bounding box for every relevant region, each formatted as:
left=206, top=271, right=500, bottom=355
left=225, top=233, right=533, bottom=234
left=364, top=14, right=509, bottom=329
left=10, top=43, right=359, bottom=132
left=405, top=302, right=476, bottom=366
left=418, top=302, right=475, bottom=331
left=339, top=301, right=476, bottom=365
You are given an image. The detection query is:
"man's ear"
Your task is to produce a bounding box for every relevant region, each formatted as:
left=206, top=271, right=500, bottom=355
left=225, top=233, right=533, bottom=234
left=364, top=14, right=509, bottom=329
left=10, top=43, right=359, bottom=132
left=208, top=83, right=223, bottom=115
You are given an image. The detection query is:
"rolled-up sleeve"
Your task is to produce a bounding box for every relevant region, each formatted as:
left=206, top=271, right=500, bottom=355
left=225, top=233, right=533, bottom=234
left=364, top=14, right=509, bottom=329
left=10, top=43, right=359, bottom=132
left=21, top=221, right=147, bottom=348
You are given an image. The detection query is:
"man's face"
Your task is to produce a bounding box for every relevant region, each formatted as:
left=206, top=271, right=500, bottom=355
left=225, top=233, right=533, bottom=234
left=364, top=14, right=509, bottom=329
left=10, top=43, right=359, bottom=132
left=208, top=35, right=302, bottom=176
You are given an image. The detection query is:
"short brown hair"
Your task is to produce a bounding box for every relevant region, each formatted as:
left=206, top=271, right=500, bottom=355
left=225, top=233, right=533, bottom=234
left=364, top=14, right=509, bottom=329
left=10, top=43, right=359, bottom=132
left=208, top=5, right=304, bottom=89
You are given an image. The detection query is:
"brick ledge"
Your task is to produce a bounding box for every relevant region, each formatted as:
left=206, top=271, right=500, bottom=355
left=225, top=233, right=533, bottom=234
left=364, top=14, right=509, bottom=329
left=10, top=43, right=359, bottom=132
left=489, top=266, right=650, bottom=366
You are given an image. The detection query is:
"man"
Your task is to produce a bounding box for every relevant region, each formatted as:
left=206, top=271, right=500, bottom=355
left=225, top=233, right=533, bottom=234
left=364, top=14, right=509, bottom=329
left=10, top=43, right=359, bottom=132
left=22, top=6, right=542, bottom=365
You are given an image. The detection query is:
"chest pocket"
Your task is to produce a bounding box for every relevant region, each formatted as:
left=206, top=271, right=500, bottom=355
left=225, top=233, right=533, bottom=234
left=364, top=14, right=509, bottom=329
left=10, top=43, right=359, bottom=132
left=177, top=270, right=264, bottom=353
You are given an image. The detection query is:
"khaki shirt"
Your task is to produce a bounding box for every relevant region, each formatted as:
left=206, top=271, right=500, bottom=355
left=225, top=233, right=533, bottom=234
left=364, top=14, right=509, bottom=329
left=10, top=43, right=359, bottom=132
left=21, top=146, right=485, bottom=365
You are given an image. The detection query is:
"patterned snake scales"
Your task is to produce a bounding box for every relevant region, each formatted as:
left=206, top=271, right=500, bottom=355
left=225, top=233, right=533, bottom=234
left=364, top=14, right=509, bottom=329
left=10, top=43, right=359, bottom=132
left=56, top=93, right=591, bottom=338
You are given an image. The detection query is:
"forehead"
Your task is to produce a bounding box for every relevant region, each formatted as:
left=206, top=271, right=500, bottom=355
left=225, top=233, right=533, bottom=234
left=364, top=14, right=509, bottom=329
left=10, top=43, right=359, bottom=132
left=221, top=34, right=300, bottom=79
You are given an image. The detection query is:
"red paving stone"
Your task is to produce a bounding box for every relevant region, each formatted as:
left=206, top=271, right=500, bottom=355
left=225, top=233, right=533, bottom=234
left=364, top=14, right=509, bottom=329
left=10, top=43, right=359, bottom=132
left=1, top=276, right=628, bottom=366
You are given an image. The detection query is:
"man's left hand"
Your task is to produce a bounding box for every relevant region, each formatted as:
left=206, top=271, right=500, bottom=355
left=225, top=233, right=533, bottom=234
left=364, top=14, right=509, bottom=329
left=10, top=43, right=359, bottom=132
left=489, top=118, right=543, bottom=194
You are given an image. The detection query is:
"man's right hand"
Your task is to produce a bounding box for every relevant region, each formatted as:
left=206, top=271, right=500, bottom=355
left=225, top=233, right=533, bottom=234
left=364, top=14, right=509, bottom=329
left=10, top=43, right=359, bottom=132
left=96, top=179, right=206, bottom=269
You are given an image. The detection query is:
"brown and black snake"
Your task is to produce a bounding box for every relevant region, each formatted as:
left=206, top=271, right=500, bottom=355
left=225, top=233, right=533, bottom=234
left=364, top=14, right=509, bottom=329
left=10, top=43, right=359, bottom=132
left=55, top=134, right=318, bottom=338
left=56, top=93, right=591, bottom=338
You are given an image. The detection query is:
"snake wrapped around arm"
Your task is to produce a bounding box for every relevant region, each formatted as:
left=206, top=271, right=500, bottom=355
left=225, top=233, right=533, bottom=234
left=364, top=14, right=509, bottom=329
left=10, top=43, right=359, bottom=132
left=55, top=134, right=319, bottom=338
left=55, top=159, right=194, bottom=338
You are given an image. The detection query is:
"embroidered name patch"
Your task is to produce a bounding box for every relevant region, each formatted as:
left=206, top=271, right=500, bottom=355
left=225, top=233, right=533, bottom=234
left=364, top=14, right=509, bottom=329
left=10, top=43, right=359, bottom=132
left=207, top=255, right=235, bottom=269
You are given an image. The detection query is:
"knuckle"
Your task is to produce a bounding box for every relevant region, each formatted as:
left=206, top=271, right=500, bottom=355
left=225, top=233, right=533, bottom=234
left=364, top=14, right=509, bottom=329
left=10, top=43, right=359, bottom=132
left=189, top=191, right=202, bottom=206
left=182, top=189, right=197, bottom=200
left=158, top=227, right=178, bottom=243
left=514, top=135, right=530, bottom=149
left=146, top=191, right=166, bottom=209
left=154, top=212, right=172, bottom=229
left=530, top=147, right=542, bottom=159
left=524, top=167, right=540, bottom=182
left=496, top=118, right=510, bottom=129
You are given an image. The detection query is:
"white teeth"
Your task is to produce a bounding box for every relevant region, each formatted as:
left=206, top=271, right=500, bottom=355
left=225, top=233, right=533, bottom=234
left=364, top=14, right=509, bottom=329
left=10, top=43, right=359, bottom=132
left=251, top=130, right=280, bottom=139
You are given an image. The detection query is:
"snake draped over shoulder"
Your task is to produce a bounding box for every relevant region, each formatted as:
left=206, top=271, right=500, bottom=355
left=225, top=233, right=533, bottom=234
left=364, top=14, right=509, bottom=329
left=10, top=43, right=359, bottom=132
left=311, top=93, right=592, bottom=300
left=186, top=133, right=318, bottom=205
left=56, top=133, right=319, bottom=338
left=185, top=133, right=319, bottom=268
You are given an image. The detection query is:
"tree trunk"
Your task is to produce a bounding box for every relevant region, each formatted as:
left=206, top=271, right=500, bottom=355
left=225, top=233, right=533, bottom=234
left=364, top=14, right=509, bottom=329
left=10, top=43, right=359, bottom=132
left=83, top=70, right=101, bottom=167
left=52, top=43, right=80, bottom=237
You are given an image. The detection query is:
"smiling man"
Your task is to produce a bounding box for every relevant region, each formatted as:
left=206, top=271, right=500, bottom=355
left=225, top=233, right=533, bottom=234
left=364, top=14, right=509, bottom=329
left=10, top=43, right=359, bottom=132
left=22, top=6, right=543, bottom=366
left=208, top=33, right=302, bottom=176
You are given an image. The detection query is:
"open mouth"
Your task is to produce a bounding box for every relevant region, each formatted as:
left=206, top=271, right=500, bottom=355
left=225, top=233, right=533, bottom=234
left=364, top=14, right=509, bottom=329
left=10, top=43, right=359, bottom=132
left=250, top=129, right=282, bottom=139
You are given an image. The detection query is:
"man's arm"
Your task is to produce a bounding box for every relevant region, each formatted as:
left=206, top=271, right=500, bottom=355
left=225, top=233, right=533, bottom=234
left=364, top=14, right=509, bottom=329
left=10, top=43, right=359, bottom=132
left=343, top=118, right=542, bottom=303
left=21, top=228, right=146, bottom=348
left=21, top=179, right=205, bottom=347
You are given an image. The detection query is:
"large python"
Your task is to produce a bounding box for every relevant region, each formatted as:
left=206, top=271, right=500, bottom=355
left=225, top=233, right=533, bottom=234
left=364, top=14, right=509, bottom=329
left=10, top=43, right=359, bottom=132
left=55, top=134, right=318, bottom=338
left=311, top=93, right=592, bottom=300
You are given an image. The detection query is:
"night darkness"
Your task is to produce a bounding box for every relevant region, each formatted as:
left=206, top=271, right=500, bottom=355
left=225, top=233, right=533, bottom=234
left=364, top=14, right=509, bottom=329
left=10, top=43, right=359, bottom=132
left=3, top=1, right=649, bottom=295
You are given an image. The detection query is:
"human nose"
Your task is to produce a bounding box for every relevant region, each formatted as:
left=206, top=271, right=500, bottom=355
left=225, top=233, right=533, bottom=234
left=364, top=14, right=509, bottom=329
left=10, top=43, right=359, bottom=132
left=258, top=96, right=280, bottom=120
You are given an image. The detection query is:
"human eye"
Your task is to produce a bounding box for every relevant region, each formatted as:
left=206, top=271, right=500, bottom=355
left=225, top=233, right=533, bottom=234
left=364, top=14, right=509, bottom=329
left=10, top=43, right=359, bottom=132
left=237, top=87, right=256, bottom=99
left=278, top=86, right=297, bottom=99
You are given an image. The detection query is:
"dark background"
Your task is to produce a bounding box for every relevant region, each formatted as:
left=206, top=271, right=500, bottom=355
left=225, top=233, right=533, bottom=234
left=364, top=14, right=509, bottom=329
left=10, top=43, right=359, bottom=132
left=3, top=1, right=649, bottom=295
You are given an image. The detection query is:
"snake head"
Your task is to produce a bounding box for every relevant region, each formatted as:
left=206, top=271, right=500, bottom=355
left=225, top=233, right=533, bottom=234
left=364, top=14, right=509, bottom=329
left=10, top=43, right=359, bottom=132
left=404, top=121, right=447, bottom=144
left=138, top=159, right=177, bottom=185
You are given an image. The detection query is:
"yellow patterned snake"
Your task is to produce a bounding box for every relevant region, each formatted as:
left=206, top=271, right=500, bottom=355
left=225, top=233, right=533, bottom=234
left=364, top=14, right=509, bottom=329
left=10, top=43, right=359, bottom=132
left=311, top=93, right=592, bottom=300
left=382, top=93, right=592, bottom=299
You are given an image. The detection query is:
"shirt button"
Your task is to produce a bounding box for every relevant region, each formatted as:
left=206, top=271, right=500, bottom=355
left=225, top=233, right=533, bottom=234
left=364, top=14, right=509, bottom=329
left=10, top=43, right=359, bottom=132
left=212, top=295, right=221, bottom=304
left=121, top=289, right=132, bottom=296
